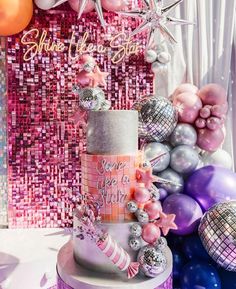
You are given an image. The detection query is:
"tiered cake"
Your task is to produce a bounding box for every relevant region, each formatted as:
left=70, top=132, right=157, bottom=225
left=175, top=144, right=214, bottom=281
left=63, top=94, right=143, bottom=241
left=57, top=110, right=173, bottom=289
left=74, top=110, right=140, bottom=272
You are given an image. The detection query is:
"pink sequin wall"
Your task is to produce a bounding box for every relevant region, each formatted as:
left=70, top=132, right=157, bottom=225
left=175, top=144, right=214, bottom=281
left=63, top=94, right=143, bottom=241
left=7, top=3, right=153, bottom=228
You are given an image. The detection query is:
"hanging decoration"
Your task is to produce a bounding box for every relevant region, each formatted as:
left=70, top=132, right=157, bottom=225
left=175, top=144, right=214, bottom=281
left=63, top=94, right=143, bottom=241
left=118, top=0, right=194, bottom=48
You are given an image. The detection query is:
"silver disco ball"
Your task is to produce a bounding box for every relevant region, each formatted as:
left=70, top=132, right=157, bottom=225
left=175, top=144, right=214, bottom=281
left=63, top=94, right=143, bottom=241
left=79, top=87, right=107, bottom=111
left=132, top=95, right=178, bottom=142
left=199, top=201, right=236, bottom=271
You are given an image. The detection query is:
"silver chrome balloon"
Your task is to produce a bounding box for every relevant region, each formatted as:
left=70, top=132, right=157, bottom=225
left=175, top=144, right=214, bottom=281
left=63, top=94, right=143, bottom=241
left=137, top=246, right=167, bottom=277
left=144, top=142, right=170, bottom=173
left=157, top=168, right=184, bottom=194
left=132, top=95, right=178, bottom=142
left=199, top=201, right=236, bottom=272
left=170, top=145, right=199, bottom=174
left=170, top=123, right=197, bottom=147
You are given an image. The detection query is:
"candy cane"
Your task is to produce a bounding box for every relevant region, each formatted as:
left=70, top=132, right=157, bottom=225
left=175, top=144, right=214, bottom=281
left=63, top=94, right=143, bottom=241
left=97, top=234, right=140, bottom=279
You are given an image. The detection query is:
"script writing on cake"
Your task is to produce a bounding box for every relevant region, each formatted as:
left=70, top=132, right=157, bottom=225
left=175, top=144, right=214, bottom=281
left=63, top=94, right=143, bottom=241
left=20, top=28, right=140, bottom=64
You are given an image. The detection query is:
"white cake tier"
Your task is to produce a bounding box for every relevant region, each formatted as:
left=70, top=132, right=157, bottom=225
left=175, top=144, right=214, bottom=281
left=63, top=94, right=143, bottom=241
left=58, top=240, right=173, bottom=289
left=73, top=219, right=143, bottom=273
left=87, top=110, right=138, bottom=155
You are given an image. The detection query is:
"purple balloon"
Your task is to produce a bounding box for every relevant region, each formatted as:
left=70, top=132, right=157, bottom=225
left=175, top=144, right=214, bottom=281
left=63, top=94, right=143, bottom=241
left=163, top=194, right=203, bottom=235
left=185, top=165, right=236, bottom=212
left=159, top=188, right=168, bottom=200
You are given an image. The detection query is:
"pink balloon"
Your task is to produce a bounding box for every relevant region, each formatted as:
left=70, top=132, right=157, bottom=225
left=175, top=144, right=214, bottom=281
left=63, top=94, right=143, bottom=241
left=206, top=117, right=222, bottom=131
left=69, top=0, right=95, bottom=13
left=142, top=223, right=160, bottom=244
left=144, top=201, right=162, bottom=220
left=195, top=117, right=206, bottom=129
left=172, top=83, right=199, bottom=99
left=197, top=128, right=224, bottom=152
left=173, top=92, right=202, bottom=123
left=101, top=0, right=129, bottom=11
left=211, top=103, right=228, bottom=117
left=134, top=187, right=150, bottom=204
left=199, top=106, right=211, bottom=119
left=198, top=83, right=227, bottom=105
left=76, top=70, right=92, bottom=87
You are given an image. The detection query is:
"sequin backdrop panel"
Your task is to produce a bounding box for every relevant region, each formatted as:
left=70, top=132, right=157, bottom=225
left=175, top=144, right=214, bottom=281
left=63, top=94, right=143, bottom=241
left=7, top=4, right=153, bottom=228
left=0, top=37, right=8, bottom=227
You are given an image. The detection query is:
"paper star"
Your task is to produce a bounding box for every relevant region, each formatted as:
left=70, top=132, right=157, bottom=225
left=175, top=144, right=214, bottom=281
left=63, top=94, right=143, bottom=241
left=118, top=0, right=194, bottom=47
left=136, top=167, right=158, bottom=189
left=89, top=66, right=109, bottom=87
left=155, top=211, right=177, bottom=235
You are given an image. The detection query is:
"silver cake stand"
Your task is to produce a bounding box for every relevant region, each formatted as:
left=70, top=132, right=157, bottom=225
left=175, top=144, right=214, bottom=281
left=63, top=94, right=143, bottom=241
left=57, top=241, right=173, bottom=289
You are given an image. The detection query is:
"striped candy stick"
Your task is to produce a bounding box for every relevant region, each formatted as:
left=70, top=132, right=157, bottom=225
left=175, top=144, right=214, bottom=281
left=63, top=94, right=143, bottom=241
left=97, top=234, right=140, bottom=279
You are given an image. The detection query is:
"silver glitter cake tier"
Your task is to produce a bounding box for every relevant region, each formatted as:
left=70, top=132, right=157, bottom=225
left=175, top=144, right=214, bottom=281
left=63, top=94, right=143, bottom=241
left=87, top=110, right=138, bottom=155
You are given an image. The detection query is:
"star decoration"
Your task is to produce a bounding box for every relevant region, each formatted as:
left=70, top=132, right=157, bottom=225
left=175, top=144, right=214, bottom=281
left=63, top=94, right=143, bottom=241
left=89, top=66, right=109, bottom=87
left=118, top=0, right=194, bottom=47
left=52, top=0, right=68, bottom=7
left=155, top=211, right=177, bottom=235
left=77, top=0, right=106, bottom=28
left=136, top=167, right=158, bottom=189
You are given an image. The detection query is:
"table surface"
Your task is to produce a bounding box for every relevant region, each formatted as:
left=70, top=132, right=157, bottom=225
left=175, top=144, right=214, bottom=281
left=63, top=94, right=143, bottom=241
left=0, top=228, right=72, bottom=289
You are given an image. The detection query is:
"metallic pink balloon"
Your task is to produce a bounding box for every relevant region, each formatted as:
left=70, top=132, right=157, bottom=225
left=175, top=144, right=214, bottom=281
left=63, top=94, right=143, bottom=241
left=144, top=201, right=162, bottom=220
left=198, top=83, right=227, bottom=105
left=69, top=0, right=95, bottom=13
left=195, top=118, right=206, bottom=129
left=76, top=70, right=92, bottom=87
left=163, top=194, right=203, bottom=235
left=211, top=103, right=228, bottom=117
left=185, top=166, right=236, bottom=212
left=206, top=117, right=222, bottom=131
left=142, top=223, right=161, bottom=244
left=199, top=106, right=211, bottom=119
left=172, top=83, right=199, bottom=99
left=173, top=92, right=202, bottom=123
left=101, top=0, right=129, bottom=11
left=197, top=127, right=224, bottom=152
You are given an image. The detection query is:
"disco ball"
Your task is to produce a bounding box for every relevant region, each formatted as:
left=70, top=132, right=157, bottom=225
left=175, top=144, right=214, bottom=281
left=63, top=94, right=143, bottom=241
left=79, top=87, right=107, bottom=111
left=199, top=201, right=236, bottom=271
left=132, top=95, right=178, bottom=142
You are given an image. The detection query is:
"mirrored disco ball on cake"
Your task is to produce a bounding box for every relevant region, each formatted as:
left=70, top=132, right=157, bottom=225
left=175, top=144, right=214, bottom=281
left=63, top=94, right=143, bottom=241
left=199, top=201, right=236, bottom=271
left=78, top=87, right=109, bottom=111
left=132, top=95, right=178, bottom=142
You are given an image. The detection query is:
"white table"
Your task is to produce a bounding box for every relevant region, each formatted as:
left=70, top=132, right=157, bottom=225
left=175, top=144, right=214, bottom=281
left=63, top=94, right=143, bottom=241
left=0, top=228, right=71, bottom=289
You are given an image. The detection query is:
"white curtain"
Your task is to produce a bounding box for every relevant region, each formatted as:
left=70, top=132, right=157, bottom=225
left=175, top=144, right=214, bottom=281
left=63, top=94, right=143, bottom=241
left=154, top=0, right=236, bottom=165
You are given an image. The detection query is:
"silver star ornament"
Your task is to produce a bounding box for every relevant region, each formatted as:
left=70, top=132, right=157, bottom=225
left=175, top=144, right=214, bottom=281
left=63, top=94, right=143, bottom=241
left=53, top=0, right=106, bottom=28
left=119, top=0, right=194, bottom=47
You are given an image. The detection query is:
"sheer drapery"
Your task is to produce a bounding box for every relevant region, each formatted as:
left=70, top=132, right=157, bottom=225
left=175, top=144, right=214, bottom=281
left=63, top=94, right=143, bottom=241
left=154, top=0, right=236, bottom=165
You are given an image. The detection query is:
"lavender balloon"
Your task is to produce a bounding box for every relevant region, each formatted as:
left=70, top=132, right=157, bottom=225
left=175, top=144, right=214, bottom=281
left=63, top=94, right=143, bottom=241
left=185, top=165, right=236, bottom=212
left=163, top=194, right=203, bottom=235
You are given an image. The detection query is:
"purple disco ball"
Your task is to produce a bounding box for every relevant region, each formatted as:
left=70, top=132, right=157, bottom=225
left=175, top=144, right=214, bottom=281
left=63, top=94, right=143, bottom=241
left=185, top=165, right=236, bottom=211
left=199, top=201, right=236, bottom=271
